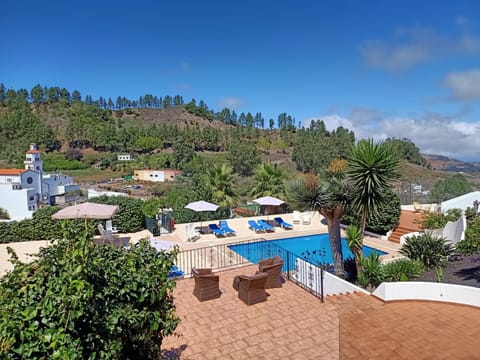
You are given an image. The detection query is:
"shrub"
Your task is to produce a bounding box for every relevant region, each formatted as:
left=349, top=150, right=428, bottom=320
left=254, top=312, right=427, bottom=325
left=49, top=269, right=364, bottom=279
left=357, top=252, right=384, bottom=289
left=456, top=216, right=480, bottom=255
left=343, top=187, right=400, bottom=235
left=400, top=233, right=454, bottom=269
left=382, top=258, right=424, bottom=281
left=421, top=209, right=461, bottom=230
left=89, top=196, right=144, bottom=233
left=0, top=225, right=179, bottom=359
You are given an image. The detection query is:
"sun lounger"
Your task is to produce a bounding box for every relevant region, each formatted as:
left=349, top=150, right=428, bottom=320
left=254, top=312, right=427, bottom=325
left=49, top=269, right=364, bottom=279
left=219, top=220, right=236, bottom=236
left=248, top=220, right=265, bottom=233
left=186, top=223, right=201, bottom=242
left=302, top=211, right=312, bottom=225
left=257, top=219, right=275, bottom=232
left=292, top=210, right=301, bottom=224
left=274, top=217, right=293, bottom=229
left=208, top=223, right=227, bottom=237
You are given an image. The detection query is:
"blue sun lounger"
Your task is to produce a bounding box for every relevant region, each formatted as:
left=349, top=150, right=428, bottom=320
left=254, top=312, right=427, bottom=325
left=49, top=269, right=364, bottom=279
left=248, top=220, right=264, bottom=233
left=208, top=224, right=226, bottom=237
left=258, top=219, right=275, bottom=232
left=274, top=217, right=293, bottom=229
left=219, top=220, right=236, bottom=236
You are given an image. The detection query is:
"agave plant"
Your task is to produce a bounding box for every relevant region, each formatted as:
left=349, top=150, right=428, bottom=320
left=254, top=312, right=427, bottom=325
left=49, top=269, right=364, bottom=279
left=382, top=259, right=425, bottom=281
left=400, top=233, right=454, bottom=270
left=357, top=252, right=384, bottom=289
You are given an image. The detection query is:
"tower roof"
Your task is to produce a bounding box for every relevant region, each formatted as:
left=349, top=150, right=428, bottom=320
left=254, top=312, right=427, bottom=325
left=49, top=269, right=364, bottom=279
left=26, top=149, right=41, bottom=154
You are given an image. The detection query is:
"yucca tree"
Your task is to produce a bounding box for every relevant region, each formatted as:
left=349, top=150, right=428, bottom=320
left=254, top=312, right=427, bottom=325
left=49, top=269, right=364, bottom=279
left=347, top=139, right=401, bottom=236
left=251, top=162, right=286, bottom=198
left=203, top=163, right=238, bottom=207
left=345, top=224, right=363, bottom=275
left=287, top=173, right=352, bottom=277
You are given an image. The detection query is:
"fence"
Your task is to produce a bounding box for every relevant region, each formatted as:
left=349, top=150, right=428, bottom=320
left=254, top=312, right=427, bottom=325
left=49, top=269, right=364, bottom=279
left=176, top=237, right=325, bottom=301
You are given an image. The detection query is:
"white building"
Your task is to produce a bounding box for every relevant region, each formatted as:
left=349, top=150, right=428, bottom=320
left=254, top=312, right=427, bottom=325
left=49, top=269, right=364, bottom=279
left=117, top=154, right=133, bottom=161
left=0, top=144, right=80, bottom=221
left=133, top=169, right=181, bottom=182
left=440, top=191, right=480, bottom=214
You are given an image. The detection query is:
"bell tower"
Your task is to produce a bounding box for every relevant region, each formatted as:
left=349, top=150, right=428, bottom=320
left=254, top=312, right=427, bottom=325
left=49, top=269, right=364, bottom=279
left=24, top=143, right=43, bottom=173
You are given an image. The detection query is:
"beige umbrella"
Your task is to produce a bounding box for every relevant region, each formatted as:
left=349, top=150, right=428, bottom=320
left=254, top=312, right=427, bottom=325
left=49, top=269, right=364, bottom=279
left=51, top=202, right=119, bottom=220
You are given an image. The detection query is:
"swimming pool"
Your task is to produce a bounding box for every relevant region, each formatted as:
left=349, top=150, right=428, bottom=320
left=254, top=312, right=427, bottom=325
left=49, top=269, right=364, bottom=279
left=229, top=233, right=387, bottom=267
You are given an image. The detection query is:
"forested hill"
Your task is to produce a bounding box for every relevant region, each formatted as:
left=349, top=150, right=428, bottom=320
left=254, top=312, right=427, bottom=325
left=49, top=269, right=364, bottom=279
left=0, top=83, right=430, bottom=176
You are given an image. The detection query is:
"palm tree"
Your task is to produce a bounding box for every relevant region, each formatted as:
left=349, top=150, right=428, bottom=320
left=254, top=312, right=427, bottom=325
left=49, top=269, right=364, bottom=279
left=347, top=139, right=401, bottom=236
left=288, top=173, right=352, bottom=277
left=345, top=224, right=363, bottom=275
left=203, top=163, right=238, bottom=207
left=251, top=162, right=286, bottom=198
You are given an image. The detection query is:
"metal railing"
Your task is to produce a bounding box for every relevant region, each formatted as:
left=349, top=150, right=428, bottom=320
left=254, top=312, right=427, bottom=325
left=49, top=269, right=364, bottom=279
left=176, top=237, right=325, bottom=301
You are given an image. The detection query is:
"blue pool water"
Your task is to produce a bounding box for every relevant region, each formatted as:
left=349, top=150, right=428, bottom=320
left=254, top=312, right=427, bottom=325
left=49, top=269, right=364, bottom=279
left=229, top=233, right=387, bottom=267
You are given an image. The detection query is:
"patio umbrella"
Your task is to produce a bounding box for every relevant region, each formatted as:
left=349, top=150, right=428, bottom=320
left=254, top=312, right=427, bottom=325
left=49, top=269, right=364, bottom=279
left=252, top=196, right=286, bottom=220
left=52, top=202, right=119, bottom=220
left=252, top=196, right=285, bottom=207
left=184, top=200, right=219, bottom=233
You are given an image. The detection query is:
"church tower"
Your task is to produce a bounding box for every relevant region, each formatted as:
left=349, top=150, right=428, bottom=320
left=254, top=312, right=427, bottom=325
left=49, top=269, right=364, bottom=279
left=24, top=143, right=43, bottom=173
left=24, top=143, right=44, bottom=199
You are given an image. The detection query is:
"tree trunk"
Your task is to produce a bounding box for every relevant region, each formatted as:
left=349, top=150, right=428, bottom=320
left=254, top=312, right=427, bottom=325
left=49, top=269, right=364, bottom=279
left=353, top=248, right=363, bottom=276
left=326, top=216, right=344, bottom=278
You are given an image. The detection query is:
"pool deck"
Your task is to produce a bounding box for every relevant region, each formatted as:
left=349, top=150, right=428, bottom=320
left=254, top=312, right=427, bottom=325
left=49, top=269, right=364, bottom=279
left=0, top=212, right=401, bottom=276
left=160, top=212, right=403, bottom=262
left=162, top=265, right=480, bottom=359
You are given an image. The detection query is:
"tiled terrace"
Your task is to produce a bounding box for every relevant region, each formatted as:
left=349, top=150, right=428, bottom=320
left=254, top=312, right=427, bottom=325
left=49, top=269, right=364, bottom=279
left=162, top=266, right=480, bottom=360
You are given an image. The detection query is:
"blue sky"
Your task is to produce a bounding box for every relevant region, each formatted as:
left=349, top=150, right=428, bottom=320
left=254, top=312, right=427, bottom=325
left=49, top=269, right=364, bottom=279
left=2, top=0, right=480, bottom=161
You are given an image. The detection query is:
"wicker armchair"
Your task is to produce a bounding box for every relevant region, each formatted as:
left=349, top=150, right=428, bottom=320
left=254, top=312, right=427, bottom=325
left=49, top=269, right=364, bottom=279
left=258, top=255, right=284, bottom=288
left=235, top=272, right=268, bottom=305
left=192, top=268, right=221, bottom=302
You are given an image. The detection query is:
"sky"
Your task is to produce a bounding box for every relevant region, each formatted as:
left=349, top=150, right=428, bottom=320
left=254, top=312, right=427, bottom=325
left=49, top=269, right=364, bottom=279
left=2, top=0, right=480, bottom=161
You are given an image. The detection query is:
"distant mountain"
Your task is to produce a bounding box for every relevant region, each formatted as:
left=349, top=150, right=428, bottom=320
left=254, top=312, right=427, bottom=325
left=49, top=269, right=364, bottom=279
left=422, top=154, right=480, bottom=173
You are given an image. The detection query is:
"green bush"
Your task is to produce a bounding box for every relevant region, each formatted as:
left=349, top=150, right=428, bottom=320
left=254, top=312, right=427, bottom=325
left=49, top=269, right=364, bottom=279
left=343, top=188, right=400, bottom=235
left=382, top=258, right=424, bottom=281
left=421, top=209, right=461, bottom=230
left=400, top=233, right=454, bottom=269
left=357, top=252, right=384, bottom=289
left=456, top=216, right=480, bottom=255
left=0, top=226, right=179, bottom=359
left=89, top=196, right=145, bottom=233
left=0, top=207, right=64, bottom=243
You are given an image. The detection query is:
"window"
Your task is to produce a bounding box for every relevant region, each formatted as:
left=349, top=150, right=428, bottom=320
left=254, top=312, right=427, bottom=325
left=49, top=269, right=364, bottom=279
left=26, top=176, right=33, bottom=184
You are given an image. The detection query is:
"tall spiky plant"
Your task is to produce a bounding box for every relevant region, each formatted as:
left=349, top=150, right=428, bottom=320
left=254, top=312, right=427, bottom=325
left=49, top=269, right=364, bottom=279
left=347, top=139, right=401, bottom=236
left=287, top=173, right=352, bottom=277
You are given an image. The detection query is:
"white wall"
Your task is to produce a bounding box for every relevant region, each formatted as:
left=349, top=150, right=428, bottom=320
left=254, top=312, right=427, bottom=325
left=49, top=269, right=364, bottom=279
left=373, top=282, right=480, bottom=308
left=0, top=185, right=32, bottom=220
left=88, top=188, right=128, bottom=198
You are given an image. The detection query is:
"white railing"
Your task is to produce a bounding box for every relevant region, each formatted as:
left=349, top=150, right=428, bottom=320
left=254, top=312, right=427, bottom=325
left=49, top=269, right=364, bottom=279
left=292, top=258, right=369, bottom=296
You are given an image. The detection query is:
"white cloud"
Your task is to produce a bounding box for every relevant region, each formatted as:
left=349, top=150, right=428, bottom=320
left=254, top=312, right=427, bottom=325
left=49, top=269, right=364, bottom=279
left=304, top=110, right=480, bottom=161
left=218, top=96, right=245, bottom=109
left=359, top=39, right=430, bottom=72
left=443, top=69, right=480, bottom=100
left=360, top=18, right=480, bottom=72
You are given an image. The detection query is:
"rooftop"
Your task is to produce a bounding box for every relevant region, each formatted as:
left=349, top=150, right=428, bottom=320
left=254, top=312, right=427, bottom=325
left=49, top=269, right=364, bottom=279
left=162, top=266, right=480, bottom=359
left=0, top=169, right=26, bottom=175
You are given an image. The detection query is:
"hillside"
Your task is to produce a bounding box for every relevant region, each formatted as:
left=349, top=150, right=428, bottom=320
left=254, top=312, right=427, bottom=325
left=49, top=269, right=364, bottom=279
left=1, top=100, right=480, bottom=198
left=423, top=153, right=480, bottom=173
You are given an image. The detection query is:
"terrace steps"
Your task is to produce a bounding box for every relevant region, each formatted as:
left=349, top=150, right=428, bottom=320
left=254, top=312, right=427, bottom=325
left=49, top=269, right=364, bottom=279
left=388, top=210, right=424, bottom=244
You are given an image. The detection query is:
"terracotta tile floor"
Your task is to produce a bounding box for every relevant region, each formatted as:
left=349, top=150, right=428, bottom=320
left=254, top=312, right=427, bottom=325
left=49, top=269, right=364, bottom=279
left=162, top=266, right=480, bottom=360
